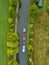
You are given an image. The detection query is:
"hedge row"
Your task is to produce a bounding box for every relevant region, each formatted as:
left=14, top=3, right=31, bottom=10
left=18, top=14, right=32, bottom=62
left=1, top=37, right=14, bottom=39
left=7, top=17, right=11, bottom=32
left=7, top=0, right=21, bottom=65
left=27, top=0, right=40, bottom=65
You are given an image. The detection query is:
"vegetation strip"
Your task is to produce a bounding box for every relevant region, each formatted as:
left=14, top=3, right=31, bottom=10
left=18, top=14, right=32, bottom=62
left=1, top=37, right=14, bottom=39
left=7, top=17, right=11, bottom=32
left=27, top=0, right=49, bottom=65
left=7, top=0, right=21, bottom=65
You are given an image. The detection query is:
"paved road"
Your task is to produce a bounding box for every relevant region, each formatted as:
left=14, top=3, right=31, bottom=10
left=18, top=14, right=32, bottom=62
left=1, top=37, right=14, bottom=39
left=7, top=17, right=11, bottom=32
left=17, top=0, right=30, bottom=65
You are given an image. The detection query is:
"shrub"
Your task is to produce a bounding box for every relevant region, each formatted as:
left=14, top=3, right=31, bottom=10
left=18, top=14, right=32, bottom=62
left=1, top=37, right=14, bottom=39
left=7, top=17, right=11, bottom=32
left=30, top=4, right=39, bottom=18
left=46, top=7, right=49, bottom=14
left=8, top=59, right=18, bottom=65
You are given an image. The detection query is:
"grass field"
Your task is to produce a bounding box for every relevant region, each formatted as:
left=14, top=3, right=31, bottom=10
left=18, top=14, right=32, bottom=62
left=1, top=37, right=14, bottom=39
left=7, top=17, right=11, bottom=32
left=33, top=10, right=49, bottom=65
left=0, top=1, right=8, bottom=65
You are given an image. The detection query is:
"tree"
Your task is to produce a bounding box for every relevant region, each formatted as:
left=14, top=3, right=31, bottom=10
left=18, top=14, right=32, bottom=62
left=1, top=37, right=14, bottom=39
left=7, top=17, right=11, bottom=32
left=7, top=32, right=18, bottom=42
left=9, top=0, right=17, bottom=6
left=8, top=59, right=18, bottom=65
left=30, top=4, right=39, bottom=18
left=7, top=32, right=19, bottom=57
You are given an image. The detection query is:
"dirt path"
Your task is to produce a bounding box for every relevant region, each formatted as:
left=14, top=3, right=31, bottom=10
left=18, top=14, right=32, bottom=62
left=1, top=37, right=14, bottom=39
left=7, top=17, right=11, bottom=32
left=33, top=12, right=49, bottom=65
